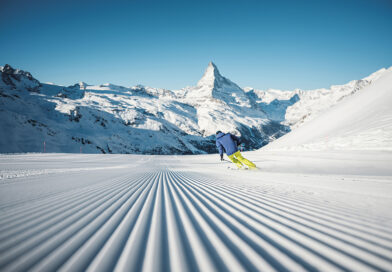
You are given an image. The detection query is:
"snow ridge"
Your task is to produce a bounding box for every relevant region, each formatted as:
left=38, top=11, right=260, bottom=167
left=197, top=61, right=222, bottom=88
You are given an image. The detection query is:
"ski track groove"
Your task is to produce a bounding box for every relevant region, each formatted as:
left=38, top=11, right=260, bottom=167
left=0, top=173, right=148, bottom=239
left=186, top=173, right=392, bottom=239
left=62, top=172, right=157, bottom=272
left=179, top=173, right=392, bottom=255
left=173, top=171, right=391, bottom=271
left=194, top=174, right=391, bottom=228
left=0, top=168, right=391, bottom=272
left=172, top=171, right=343, bottom=271
left=33, top=172, right=157, bottom=272
left=0, top=172, right=151, bottom=253
left=0, top=172, right=153, bottom=271
left=0, top=170, right=148, bottom=223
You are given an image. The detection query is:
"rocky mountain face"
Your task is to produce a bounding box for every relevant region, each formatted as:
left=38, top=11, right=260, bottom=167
left=0, top=63, right=387, bottom=154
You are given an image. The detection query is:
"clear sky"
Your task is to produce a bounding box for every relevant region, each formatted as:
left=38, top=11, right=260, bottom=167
left=1, top=0, right=391, bottom=90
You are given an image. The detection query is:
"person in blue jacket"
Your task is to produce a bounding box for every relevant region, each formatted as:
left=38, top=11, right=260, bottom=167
left=215, top=131, right=257, bottom=169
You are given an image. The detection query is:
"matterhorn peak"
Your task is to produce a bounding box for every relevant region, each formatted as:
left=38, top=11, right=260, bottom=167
left=78, top=81, right=89, bottom=88
left=189, top=62, right=249, bottom=106
left=207, top=61, right=219, bottom=71
left=197, top=61, right=224, bottom=88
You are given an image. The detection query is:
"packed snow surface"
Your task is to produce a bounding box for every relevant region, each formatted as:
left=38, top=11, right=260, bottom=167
left=1, top=152, right=391, bottom=271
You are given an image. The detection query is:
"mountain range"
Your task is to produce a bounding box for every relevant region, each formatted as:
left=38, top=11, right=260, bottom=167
left=0, top=62, right=389, bottom=154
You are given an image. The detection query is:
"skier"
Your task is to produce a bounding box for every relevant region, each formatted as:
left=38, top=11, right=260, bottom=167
left=215, top=131, right=257, bottom=169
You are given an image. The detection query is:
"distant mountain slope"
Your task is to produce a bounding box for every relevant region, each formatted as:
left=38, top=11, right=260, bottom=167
left=0, top=63, right=285, bottom=154
left=0, top=63, right=389, bottom=154
left=262, top=67, right=392, bottom=151
left=245, top=67, right=388, bottom=128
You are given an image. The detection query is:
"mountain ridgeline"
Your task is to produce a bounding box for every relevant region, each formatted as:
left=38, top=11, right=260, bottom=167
left=0, top=63, right=387, bottom=154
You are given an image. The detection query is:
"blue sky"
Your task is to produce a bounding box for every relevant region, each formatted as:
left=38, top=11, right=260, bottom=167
left=1, top=0, right=391, bottom=90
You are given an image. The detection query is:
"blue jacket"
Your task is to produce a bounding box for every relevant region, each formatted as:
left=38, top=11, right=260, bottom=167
left=216, top=132, right=241, bottom=156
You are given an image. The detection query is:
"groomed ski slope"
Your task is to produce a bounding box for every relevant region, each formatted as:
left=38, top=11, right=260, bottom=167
left=1, top=152, right=392, bottom=272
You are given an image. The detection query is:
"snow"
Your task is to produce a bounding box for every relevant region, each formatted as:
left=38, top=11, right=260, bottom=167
left=2, top=63, right=390, bottom=154
left=197, top=61, right=220, bottom=89
left=0, top=152, right=391, bottom=271
left=0, top=63, right=288, bottom=154
left=263, top=67, right=392, bottom=151
left=190, top=61, right=250, bottom=107
left=1, top=63, right=392, bottom=271
left=247, top=67, right=390, bottom=127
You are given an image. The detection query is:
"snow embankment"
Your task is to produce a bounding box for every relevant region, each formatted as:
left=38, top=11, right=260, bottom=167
left=263, top=68, right=392, bottom=151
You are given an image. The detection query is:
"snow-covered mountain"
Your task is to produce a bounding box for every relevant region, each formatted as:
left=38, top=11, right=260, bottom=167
left=0, top=63, right=286, bottom=154
left=263, top=67, right=392, bottom=151
left=245, top=67, right=389, bottom=127
left=0, top=62, right=389, bottom=154
left=185, top=62, right=250, bottom=107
